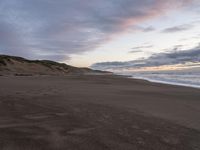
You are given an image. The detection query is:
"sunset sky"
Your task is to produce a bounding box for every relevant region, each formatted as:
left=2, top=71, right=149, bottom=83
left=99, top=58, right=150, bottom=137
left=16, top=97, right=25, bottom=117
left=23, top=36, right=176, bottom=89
left=0, top=0, right=200, bottom=70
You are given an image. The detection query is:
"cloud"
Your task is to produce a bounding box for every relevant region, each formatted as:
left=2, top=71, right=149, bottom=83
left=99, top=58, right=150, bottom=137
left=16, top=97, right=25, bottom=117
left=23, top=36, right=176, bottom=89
left=142, top=26, right=155, bottom=32
left=132, top=26, right=155, bottom=32
left=91, top=44, right=200, bottom=70
left=131, top=45, right=153, bottom=50
left=129, top=45, right=153, bottom=53
left=129, top=50, right=143, bottom=53
left=0, top=0, right=195, bottom=61
left=162, top=24, right=193, bottom=33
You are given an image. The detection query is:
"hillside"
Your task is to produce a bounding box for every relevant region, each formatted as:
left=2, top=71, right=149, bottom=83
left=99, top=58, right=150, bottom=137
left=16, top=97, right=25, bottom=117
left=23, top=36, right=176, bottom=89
left=0, top=55, right=108, bottom=76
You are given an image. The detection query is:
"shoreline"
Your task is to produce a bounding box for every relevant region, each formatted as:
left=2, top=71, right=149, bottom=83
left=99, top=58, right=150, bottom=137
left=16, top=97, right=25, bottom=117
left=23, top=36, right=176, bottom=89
left=110, top=72, right=200, bottom=89
left=128, top=76, right=200, bottom=89
left=1, top=73, right=200, bottom=89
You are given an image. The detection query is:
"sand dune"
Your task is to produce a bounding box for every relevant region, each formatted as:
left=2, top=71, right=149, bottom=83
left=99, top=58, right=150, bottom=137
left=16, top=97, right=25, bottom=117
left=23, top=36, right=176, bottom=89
left=0, top=55, right=109, bottom=76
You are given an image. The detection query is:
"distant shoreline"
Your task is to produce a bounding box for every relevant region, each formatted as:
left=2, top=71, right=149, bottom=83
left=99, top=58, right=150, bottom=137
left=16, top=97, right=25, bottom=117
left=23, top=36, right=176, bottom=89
left=128, top=76, right=200, bottom=89
left=110, top=72, right=200, bottom=89
left=1, top=72, right=200, bottom=89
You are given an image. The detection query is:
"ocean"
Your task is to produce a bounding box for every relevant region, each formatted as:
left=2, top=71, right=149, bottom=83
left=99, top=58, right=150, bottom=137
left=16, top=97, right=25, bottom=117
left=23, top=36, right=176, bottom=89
left=117, top=71, right=200, bottom=89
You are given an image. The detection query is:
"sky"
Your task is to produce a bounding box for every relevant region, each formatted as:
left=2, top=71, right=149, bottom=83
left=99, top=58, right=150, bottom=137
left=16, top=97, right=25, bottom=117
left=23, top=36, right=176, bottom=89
left=0, top=0, right=200, bottom=71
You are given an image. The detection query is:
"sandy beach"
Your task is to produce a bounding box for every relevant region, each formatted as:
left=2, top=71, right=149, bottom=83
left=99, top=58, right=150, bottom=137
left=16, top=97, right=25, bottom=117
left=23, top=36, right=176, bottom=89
left=0, top=75, right=200, bottom=150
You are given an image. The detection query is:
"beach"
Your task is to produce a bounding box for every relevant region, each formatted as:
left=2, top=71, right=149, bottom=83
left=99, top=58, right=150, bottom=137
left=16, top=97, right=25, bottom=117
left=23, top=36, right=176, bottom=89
left=0, top=75, right=200, bottom=150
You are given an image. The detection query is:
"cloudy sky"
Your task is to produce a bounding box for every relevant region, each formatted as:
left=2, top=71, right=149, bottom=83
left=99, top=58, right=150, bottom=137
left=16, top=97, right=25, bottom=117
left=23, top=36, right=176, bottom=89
left=0, top=0, right=200, bottom=70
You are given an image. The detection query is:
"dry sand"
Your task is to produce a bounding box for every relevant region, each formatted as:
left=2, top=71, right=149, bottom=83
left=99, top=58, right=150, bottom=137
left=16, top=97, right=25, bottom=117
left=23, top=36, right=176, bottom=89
left=0, top=75, right=200, bottom=150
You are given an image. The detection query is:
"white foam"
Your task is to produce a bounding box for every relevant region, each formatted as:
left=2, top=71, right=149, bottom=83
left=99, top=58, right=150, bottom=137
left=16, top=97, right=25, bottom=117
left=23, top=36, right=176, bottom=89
left=129, top=76, right=200, bottom=89
left=115, top=71, right=200, bottom=89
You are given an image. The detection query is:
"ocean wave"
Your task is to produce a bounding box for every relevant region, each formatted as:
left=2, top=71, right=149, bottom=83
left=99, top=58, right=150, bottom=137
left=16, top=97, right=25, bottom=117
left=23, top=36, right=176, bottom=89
left=118, top=72, right=200, bottom=89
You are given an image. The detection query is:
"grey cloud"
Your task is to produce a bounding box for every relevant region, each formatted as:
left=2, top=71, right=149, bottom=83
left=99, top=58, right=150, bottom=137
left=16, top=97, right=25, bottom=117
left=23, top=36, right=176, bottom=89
left=91, top=45, right=200, bottom=70
left=132, top=26, right=155, bottom=32
left=162, top=24, right=193, bottom=33
left=129, top=45, right=153, bottom=53
left=0, top=0, right=196, bottom=61
left=36, top=54, right=70, bottom=62
left=132, top=45, right=153, bottom=50
left=129, top=50, right=143, bottom=53
left=165, top=45, right=184, bottom=52
left=141, top=26, right=155, bottom=32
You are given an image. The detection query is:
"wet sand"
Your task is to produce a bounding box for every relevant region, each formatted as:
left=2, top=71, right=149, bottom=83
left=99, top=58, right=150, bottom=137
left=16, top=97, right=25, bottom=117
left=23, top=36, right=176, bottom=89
left=0, top=75, right=200, bottom=150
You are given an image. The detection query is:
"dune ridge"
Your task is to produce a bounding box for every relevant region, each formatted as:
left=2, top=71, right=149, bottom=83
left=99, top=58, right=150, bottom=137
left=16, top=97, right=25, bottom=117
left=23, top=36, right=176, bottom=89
left=0, top=55, right=109, bottom=76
